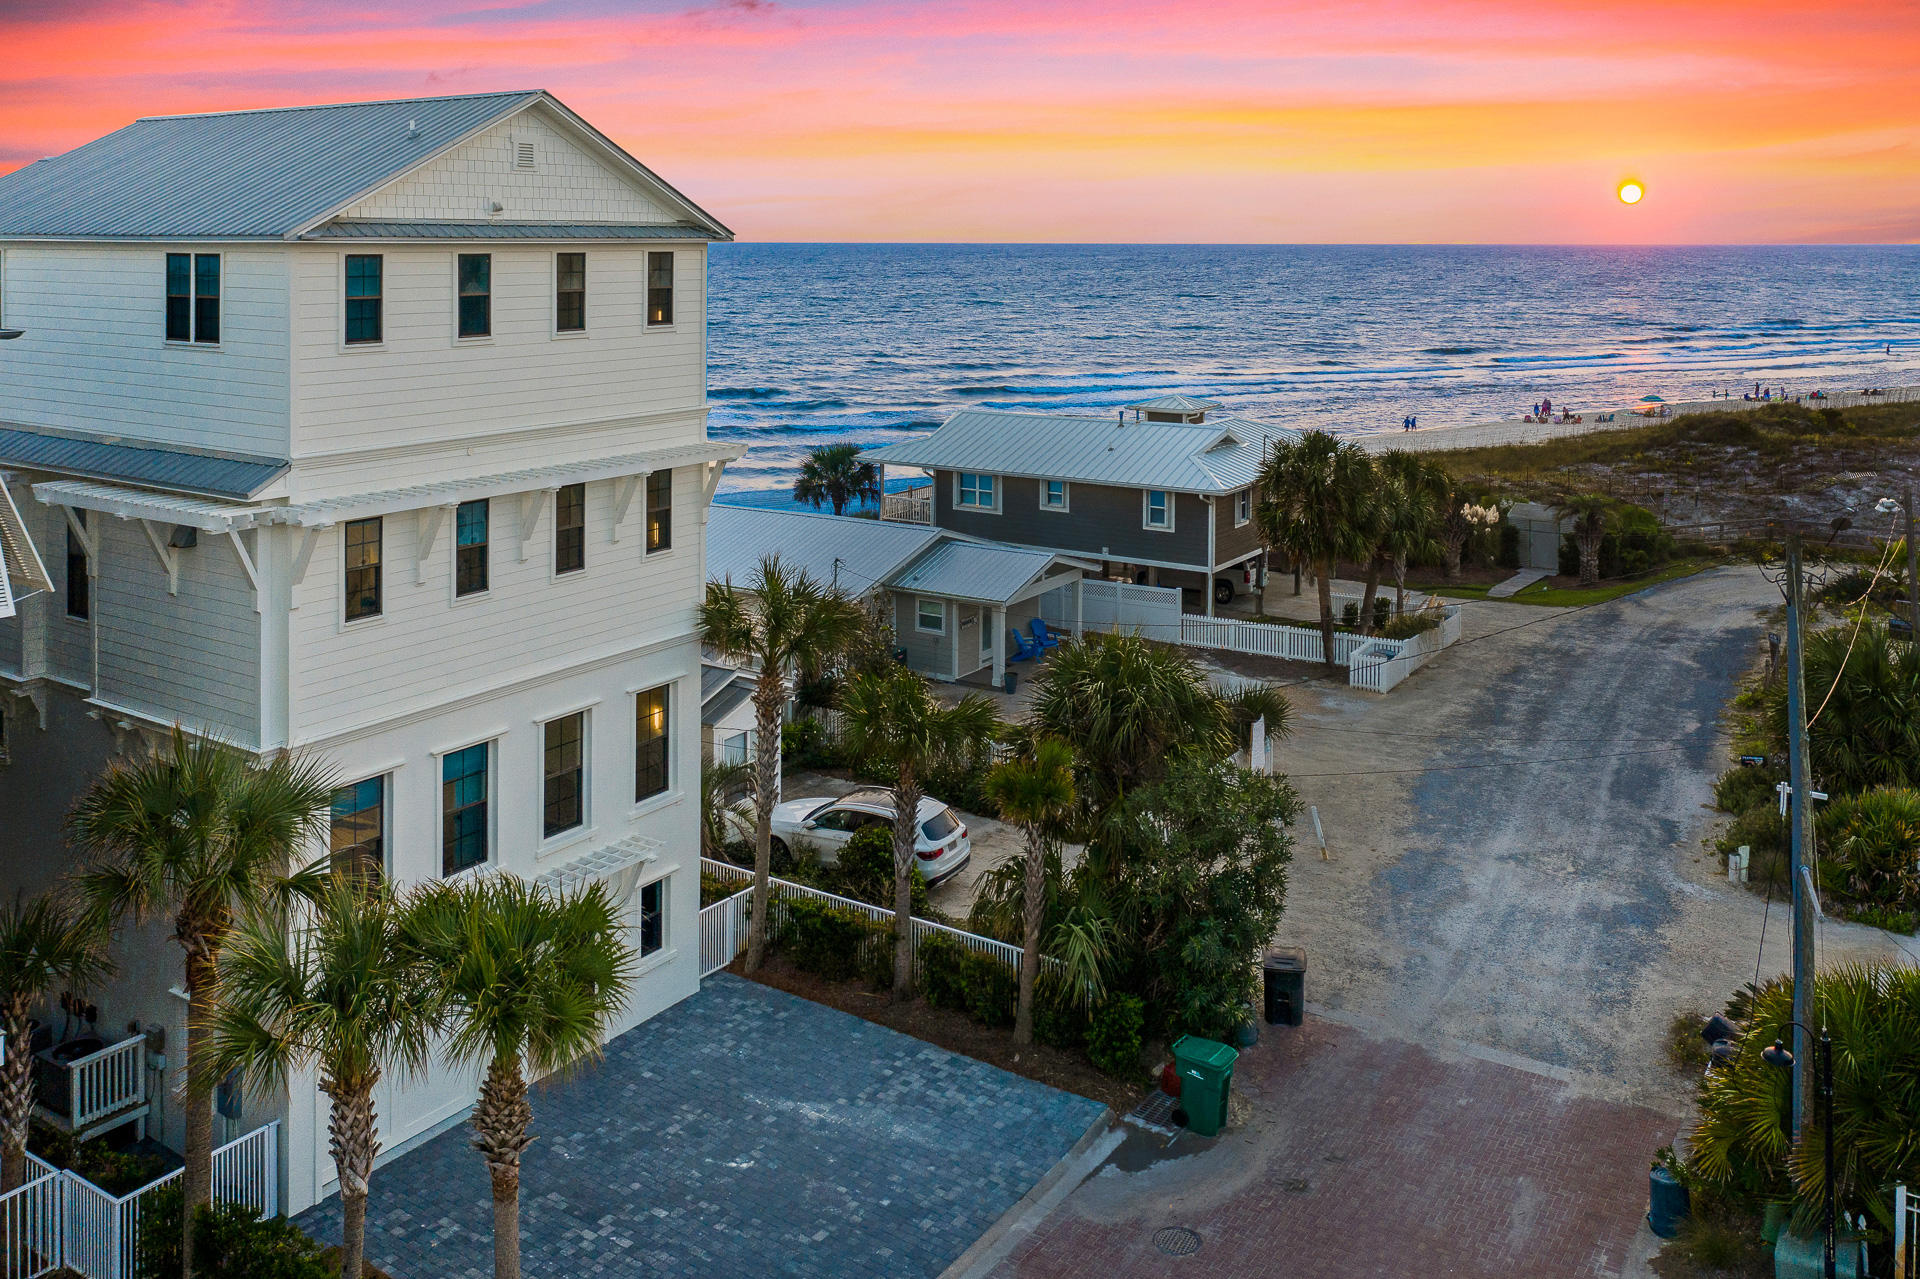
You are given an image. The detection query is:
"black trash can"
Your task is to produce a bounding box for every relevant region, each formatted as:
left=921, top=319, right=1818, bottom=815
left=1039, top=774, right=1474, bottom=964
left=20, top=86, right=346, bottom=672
left=1263, top=948, right=1305, bottom=1026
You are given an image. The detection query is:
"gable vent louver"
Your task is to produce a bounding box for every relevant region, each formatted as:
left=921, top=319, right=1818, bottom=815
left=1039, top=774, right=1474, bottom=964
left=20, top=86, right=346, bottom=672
left=515, top=140, right=536, bottom=170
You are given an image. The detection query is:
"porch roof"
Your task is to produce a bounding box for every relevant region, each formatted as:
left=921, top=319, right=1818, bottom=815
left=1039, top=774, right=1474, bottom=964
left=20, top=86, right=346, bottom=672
left=888, top=541, right=1092, bottom=606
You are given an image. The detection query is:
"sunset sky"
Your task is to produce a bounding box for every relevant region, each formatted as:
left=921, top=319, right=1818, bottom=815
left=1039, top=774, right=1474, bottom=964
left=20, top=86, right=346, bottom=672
left=3, top=0, right=1916, bottom=244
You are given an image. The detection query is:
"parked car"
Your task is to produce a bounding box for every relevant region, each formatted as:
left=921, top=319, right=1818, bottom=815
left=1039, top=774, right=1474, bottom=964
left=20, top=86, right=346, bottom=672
left=769, top=789, right=972, bottom=884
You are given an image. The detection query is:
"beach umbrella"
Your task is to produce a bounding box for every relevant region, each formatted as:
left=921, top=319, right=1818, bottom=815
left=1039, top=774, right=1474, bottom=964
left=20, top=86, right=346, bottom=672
left=1638, top=394, right=1666, bottom=403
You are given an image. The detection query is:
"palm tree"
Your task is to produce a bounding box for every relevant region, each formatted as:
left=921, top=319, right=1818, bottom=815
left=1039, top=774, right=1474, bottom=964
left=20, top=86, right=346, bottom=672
left=837, top=667, right=999, bottom=996
left=700, top=557, right=865, bottom=972
left=1555, top=493, right=1612, bottom=586
left=204, top=876, right=435, bottom=1279
left=984, top=739, right=1076, bottom=1045
left=699, top=758, right=754, bottom=861
left=1375, top=452, right=1449, bottom=615
left=68, top=728, right=335, bottom=1275
left=1255, top=431, right=1378, bottom=665
left=1438, top=481, right=1498, bottom=582
left=0, top=892, right=109, bottom=1191
left=1765, top=621, right=1920, bottom=795
left=403, top=875, right=633, bottom=1279
left=792, top=443, right=881, bottom=516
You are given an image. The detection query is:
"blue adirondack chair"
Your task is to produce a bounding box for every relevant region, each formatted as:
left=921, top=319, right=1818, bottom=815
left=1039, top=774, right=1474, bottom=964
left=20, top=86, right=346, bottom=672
left=1008, top=628, right=1043, bottom=662
left=1028, top=617, right=1061, bottom=648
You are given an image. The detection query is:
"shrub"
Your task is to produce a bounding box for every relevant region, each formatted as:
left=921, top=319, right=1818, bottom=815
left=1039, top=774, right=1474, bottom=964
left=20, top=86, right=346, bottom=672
left=828, top=826, right=930, bottom=915
left=956, top=946, right=1017, bottom=1027
left=1340, top=601, right=1360, bottom=628
left=137, top=1186, right=334, bottom=1279
left=1497, top=520, right=1521, bottom=569
left=1370, top=597, right=1391, bottom=632
left=1841, top=904, right=1917, bottom=934
left=1714, top=764, right=1780, bottom=815
left=1716, top=806, right=1787, bottom=885
left=29, top=1124, right=171, bottom=1196
left=1818, top=786, right=1920, bottom=910
left=1557, top=502, right=1675, bottom=579
left=1033, top=976, right=1091, bottom=1052
left=1086, top=994, right=1146, bottom=1077
left=782, top=896, right=890, bottom=986
left=918, top=934, right=970, bottom=1012
left=780, top=716, right=842, bottom=769
left=701, top=872, right=748, bottom=907
left=1378, top=611, right=1440, bottom=641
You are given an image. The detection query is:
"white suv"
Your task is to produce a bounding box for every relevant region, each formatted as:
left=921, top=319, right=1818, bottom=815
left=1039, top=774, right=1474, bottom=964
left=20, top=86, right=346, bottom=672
left=769, top=789, right=973, bottom=885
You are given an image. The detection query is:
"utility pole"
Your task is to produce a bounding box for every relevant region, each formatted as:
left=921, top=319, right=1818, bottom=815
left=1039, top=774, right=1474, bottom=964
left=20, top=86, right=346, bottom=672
left=1784, top=534, right=1818, bottom=1133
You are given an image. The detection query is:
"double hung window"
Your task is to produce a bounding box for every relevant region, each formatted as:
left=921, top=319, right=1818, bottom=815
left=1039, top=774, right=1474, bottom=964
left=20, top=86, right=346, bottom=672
left=634, top=685, right=670, bottom=802
left=555, top=253, right=586, bottom=332
left=442, top=743, right=491, bottom=875
left=343, top=517, right=382, bottom=620
left=455, top=499, right=490, bottom=597
left=345, top=255, right=383, bottom=344
left=638, top=879, right=664, bottom=957
left=65, top=511, right=88, bottom=620
left=543, top=712, right=586, bottom=838
left=646, top=252, right=673, bottom=325
left=916, top=598, right=944, bottom=633
left=646, top=471, right=671, bottom=553
left=555, top=483, right=586, bottom=574
left=1145, top=490, right=1173, bottom=531
left=165, top=252, right=220, bottom=344
left=1041, top=480, right=1067, bottom=511
left=457, top=254, right=491, bottom=338
left=330, top=777, right=385, bottom=878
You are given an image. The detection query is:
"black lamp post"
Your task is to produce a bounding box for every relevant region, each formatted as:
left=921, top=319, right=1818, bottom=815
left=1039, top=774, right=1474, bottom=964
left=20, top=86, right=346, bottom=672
left=1764, top=1023, right=1836, bottom=1279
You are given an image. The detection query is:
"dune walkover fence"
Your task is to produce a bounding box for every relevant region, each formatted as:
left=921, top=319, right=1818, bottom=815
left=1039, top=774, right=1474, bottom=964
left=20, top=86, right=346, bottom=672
left=698, top=857, right=1066, bottom=995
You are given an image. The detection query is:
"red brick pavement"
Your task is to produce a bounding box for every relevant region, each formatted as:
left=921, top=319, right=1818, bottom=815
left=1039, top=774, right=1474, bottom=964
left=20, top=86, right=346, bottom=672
left=997, top=1017, right=1676, bottom=1279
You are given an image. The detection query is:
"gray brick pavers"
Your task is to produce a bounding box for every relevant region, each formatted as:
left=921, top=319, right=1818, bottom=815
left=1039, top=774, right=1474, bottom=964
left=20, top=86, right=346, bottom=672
left=298, top=973, right=1107, bottom=1278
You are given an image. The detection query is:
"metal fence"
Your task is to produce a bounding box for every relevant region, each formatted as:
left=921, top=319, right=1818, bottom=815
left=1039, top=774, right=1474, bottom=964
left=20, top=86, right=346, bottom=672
left=697, top=858, right=1062, bottom=997
left=0, top=1123, right=279, bottom=1279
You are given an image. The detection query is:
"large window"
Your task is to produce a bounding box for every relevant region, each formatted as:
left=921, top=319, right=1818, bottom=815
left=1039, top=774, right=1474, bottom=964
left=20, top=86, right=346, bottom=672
left=457, top=253, right=491, bottom=338
left=543, top=712, right=586, bottom=838
left=344, top=254, right=383, bottom=344
left=646, top=252, right=674, bottom=326
left=646, top=470, right=671, bottom=554
left=638, top=878, right=664, bottom=957
left=1144, top=489, right=1173, bottom=531
left=455, top=499, right=489, bottom=597
left=330, top=777, right=385, bottom=878
left=957, top=473, right=996, bottom=510
left=343, top=516, right=382, bottom=621
left=555, top=253, right=586, bottom=333
left=165, top=252, right=220, bottom=344
left=442, top=743, right=490, bottom=875
left=634, top=685, right=670, bottom=802
left=555, top=483, right=585, bottom=574
left=64, top=510, right=88, bottom=621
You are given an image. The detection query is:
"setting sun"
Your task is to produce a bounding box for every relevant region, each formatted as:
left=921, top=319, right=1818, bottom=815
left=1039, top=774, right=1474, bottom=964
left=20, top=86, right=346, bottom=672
left=1618, top=181, right=1645, bottom=205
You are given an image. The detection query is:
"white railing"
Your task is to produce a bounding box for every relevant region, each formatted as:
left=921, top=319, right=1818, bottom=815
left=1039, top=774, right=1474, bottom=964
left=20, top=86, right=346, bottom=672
left=1898, top=1183, right=1918, bottom=1279
left=67, top=1037, right=146, bottom=1132
left=1179, top=604, right=1461, bottom=693
left=699, top=887, right=753, bottom=977
left=0, top=1122, right=280, bottom=1279
left=698, top=858, right=1062, bottom=998
left=881, top=488, right=932, bottom=524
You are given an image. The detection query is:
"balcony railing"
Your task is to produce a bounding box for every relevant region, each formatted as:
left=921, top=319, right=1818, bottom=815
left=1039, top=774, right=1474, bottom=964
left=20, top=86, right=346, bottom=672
left=35, top=1035, right=148, bottom=1142
left=881, top=486, right=932, bottom=524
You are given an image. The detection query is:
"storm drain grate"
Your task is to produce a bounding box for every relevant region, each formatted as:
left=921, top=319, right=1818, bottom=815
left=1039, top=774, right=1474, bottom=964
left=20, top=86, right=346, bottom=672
left=1153, top=1227, right=1202, bottom=1257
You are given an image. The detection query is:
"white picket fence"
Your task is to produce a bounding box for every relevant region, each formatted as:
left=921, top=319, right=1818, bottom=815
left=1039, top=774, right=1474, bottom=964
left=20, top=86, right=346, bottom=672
left=1179, top=604, right=1462, bottom=693
left=698, top=858, right=1061, bottom=998
left=0, top=1122, right=278, bottom=1279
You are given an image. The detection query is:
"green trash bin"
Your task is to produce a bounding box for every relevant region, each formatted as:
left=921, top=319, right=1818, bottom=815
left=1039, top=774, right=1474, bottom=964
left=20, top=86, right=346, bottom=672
left=1171, top=1035, right=1238, bottom=1137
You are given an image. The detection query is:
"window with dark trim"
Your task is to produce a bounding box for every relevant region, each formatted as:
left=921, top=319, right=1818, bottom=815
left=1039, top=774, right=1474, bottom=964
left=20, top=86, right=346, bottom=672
left=543, top=712, right=586, bottom=838
left=166, top=252, right=220, bottom=344
left=638, top=878, right=664, bottom=956
left=457, top=253, right=491, bottom=338
left=330, top=776, right=385, bottom=879
left=442, top=743, right=490, bottom=875
left=64, top=510, right=88, bottom=621
left=646, top=251, right=674, bottom=326
left=555, top=253, right=585, bottom=332
left=345, top=254, right=383, bottom=344
left=645, top=470, right=671, bottom=554
left=343, top=516, right=382, bottom=621
left=455, top=499, right=489, bottom=597
left=555, top=482, right=585, bottom=574
left=634, top=685, right=669, bottom=802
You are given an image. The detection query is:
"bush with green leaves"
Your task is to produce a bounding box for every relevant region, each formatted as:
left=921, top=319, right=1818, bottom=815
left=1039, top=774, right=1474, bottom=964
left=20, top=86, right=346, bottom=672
left=136, top=1186, right=334, bottom=1279
left=1714, top=764, right=1781, bottom=815
left=781, top=896, right=890, bottom=987
left=1085, top=995, right=1145, bottom=1077
left=1557, top=502, right=1676, bottom=579
left=1340, top=601, right=1360, bottom=628
left=1817, top=785, right=1920, bottom=911
left=1715, top=805, right=1787, bottom=886
left=1370, top=597, right=1391, bottom=632
left=1378, top=611, right=1441, bottom=641
left=780, top=716, right=842, bottom=769
left=1033, top=976, right=1091, bottom=1052
left=1756, top=621, right=1920, bottom=797
left=829, top=826, right=931, bottom=915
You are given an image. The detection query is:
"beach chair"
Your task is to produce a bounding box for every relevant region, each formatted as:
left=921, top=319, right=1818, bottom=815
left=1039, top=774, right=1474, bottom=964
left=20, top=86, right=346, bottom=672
left=1008, top=628, right=1043, bottom=662
left=1028, top=618, right=1061, bottom=649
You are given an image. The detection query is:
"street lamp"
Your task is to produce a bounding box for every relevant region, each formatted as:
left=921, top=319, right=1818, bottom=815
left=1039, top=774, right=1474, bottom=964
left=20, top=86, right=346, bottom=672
left=1764, top=1023, right=1837, bottom=1279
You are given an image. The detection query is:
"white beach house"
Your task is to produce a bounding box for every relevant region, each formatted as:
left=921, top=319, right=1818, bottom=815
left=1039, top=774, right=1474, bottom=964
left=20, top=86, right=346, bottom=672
left=0, top=90, right=735, bottom=1213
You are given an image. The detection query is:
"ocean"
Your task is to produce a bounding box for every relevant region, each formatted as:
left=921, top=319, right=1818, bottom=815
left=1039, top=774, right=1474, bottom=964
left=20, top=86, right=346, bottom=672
left=706, top=244, right=1920, bottom=502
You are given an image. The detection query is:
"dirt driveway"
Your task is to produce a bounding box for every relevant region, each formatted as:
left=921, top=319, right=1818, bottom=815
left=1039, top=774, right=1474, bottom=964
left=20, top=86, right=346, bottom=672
left=983, top=566, right=1912, bottom=1279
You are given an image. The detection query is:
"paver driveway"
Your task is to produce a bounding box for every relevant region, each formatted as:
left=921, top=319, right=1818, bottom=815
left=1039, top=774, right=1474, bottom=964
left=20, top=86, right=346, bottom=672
left=299, top=974, right=1106, bottom=1278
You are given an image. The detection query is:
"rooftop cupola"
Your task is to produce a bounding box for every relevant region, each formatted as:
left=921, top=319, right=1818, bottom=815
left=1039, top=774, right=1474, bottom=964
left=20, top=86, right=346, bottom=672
left=1126, top=394, right=1221, bottom=424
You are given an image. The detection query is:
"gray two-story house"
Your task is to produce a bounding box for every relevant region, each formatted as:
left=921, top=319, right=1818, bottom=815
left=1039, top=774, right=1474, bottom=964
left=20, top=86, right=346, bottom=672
left=863, top=396, right=1299, bottom=615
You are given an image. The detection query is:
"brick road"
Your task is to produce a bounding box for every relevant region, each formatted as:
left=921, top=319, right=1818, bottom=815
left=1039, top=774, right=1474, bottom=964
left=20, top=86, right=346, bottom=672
left=992, top=1015, right=1675, bottom=1279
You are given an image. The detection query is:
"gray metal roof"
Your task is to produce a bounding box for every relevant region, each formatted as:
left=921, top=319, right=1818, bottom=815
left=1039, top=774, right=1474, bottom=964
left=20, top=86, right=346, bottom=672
left=701, top=661, right=740, bottom=705
left=887, top=540, right=1064, bottom=605
left=706, top=504, right=944, bottom=596
left=861, top=409, right=1298, bottom=495
left=0, top=92, right=535, bottom=239
left=703, top=682, right=753, bottom=725
left=308, top=220, right=713, bottom=240
left=0, top=426, right=286, bottom=499
left=0, top=90, right=731, bottom=242
left=1129, top=394, right=1222, bottom=413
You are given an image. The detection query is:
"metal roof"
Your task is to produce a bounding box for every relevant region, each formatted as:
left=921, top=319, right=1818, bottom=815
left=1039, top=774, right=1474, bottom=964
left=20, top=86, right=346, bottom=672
left=705, top=504, right=944, bottom=595
left=307, top=221, right=713, bottom=241
left=1128, top=394, right=1222, bottom=413
left=887, top=540, right=1066, bottom=605
left=703, top=682, right=753, bottom=725
left=0, top=90, right=731, bottom=241
left=0, top=426, right=287, bottom=499
left=861, top=409, right=1298, bottom=495
left=701, top=661, right=740, bottom=705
